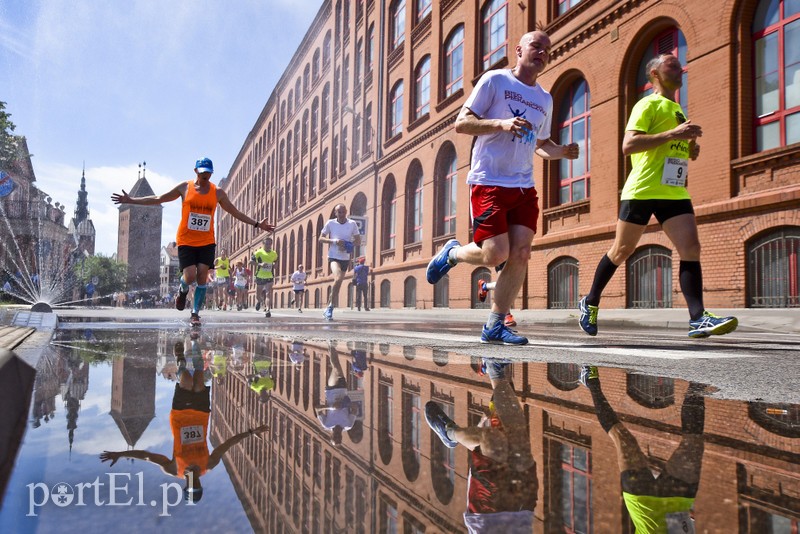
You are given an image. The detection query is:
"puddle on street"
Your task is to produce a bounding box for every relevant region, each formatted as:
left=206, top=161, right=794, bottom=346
left=1, top=327, right=797, bottom=533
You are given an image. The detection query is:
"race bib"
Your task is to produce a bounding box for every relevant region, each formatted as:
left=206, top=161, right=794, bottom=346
left=260, top=263, right=274, bottom=272
left=662, top=157, right=688, bottom=187
left=666, top=511, right=695, bottom=533
left=187, top=212, right=211, bottom=231
left=180, top=425, right=205, bottom=445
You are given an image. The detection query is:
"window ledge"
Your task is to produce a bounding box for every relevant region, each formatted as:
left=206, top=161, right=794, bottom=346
left=436, top=88, right=464, bottom=113
left=472, top=57, right=508, bottom=86
left=384, top=132, right=403, bottom=148
left=731, top=143, right=800, bottom=173
left=407, top=113, right=430, bottom=132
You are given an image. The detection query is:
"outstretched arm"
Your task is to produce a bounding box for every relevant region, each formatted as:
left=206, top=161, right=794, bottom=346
left=535, top=138, right=580, bottom=160
left=100, top=449, right=172, bottom=468
left=216, top=189, right=275, bottom=231
left=207, top=424, right=269, bottom=470
left=111, top=183, right=185, bottom=206
left=454, top=106, right=532, bottom=138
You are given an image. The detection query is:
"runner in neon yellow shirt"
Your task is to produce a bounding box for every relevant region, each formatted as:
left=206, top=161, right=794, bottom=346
left=578, top=53, right=737, bottom=339
left=253, top=236, right=278, bottom=317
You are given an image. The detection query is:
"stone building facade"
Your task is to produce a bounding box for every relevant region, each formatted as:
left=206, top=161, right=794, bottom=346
left=116, top=165, right=162, bottom=292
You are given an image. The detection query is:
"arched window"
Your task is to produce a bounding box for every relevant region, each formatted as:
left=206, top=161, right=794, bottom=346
left=401, top=389, right=421, bottom=481
left=382, top=176, right=397, bottom=250
left=287, top=90, right=293, bottom=116
left=297, top=226, right=304, bottom=269
left=404, top=276, right=417, bottom=307
left=302, top=111, right=309, bottom=153
left=367, top=24, right=375, bottom=72
left=322, top=83, right=330, bottom=133
left=548, top=257, right=579, bottom=309
left=378, top=380, right=394, bottom=464
left=417, top=0, right=432, bottom=22
left=315, top=215, right=325, bottom=270
left=295, top=79, right=302, bottom=107
left=389, top=80, right=404, bottom=137
left=289, top=231, right=296, bottom=275
left=547, top=363, right=580, bottom=391
left=627, top=246, right=673, bottom=309
left=747, top=226, right=800, bottom=307
left=380, top=280, right=391, bottom=307
left=392, top=0, right=406, bottom=51
left=320, top=149, right=329, bottom=191
left=433, top=275, right=449, bottom=307
left=306, top=223, right=314, bottom=268
left=435, top=143, right=457, bottom=237
left=444, top=25, right=465, bottom=97
left=312, top=48, right=320, bottom=81
left=627, top=374, right=675, bottom=409
left=430, top=400, right=455, bottom=504
left=323, top=31, right=332, bottom=67
left=303, top=64, right=311, bottom=95
left=415, top=56, right=431, bottom=118
left=286, top=133, right=293, bottom=171
left=405, top=162, right=423, bottom=243
left=636, top=28, right=688, bottom=115
left=294, top=121, right=301, bottom=162
left=350, top=192, right=368, bottom=259
left=301, top=167, right=308, bottom=204
left=481, top=0, right=508, bottom=70
left=557, top=79, right=591, bottom=204
left=752, top=0, right=800, bottom=151
left=311, top=98, right=319, bottom=142
left=311, top=158, right=318, bottom=197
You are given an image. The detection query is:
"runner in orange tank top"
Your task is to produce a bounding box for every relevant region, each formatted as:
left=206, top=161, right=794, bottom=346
left=101, top=334, right=268, bottom=503
left=112, top=158, right=275, bottom=326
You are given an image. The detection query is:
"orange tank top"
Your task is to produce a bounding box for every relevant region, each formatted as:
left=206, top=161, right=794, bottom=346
left=176, top=180, right=217, bottom=247
left=170, top=409, right=210, bottom=476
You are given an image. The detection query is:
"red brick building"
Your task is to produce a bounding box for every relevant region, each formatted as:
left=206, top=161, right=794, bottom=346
left=218, top=0, right=800, bottom=312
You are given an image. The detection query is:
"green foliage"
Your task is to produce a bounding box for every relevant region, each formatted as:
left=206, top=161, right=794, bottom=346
left=0, top=101, right=19, bottom=171
left=74, top=254, right=128, bottom=294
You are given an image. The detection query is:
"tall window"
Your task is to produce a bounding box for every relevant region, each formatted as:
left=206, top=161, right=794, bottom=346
left=367, top=24, right=375, bottom=71
left=557, top=79, right=591, bottom=204
left=752, top=0, right=800, bottom=151
left=637, top=28, right=688, bottom=115
left=748, top=227, right=800, bottom=307
left=311, top=158, right=318, bottom=197
left=364, top=103, right=373, bottom=155
left=322, top=84, right=330, bottom=133
left=406, top=168, right=423, bottom=243
left=481, top=0, right=508, bottom=70
left=436, top=146, right=457, bottom=236
left=417, top=0, right=431, bottom=21
left=557, top=0, right=584, bottom=16
left=390, top=81, right=404, bottom=137
left=382, top=177, right=397, bottom=250
left=415, top=56, right=431, bottom=118
left=392, top=0, right=406, bottom=50
left=313, top=49, right=320, bottom=80
left=320, top=149, right=329, bottom=191
left=323, top=31, right=332, bottom=67
left=311, top=98, right=319, bottom=138
left=353, top=118, right=361, bottom=164
left=444, top=25, right=465, bottom=97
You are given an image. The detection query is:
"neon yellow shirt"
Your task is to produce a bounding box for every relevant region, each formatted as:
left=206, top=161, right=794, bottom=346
left=621, top=94, right=692, bottom=201
left=253, top=248, right=278, bottom=280
left=215, top=257, right=230, bottom=278
left=622, top=493, right=695, bottom=534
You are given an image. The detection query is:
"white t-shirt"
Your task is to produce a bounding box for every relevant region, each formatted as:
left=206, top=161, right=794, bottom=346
left=290, top=270, right=307, bottom=290
left=234, top=267, right=247, bottom=287
left=321, top=218, right=360, bottom=261
left=464, top=69, right=553, bottom=188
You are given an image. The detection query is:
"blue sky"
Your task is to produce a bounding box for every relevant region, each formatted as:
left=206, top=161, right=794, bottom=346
left=1, top=0, right=320, bottom=255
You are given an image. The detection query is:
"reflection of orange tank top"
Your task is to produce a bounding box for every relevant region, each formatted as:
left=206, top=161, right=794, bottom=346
left=176, top=181, right=217, bottom=247
left=170, top=409, right=210, bottom=476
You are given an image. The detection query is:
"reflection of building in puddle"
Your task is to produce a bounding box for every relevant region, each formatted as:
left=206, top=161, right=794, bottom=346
left=208, top=335, right=799, bottom=533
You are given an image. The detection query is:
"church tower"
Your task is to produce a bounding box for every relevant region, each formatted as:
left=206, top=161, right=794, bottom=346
left=116, top=162, right=162, bottom=291
left=67, top=165, right=96, bottom=256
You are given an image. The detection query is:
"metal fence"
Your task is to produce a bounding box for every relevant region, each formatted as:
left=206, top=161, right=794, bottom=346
left=748, top=228, right=800, bottom=308
left=627, top=246, right=673, bottom=309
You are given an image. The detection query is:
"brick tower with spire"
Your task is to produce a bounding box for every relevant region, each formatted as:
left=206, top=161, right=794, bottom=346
left=68, top=164, right=96, bottom=256
left=116, top=162, right=162, bottom=292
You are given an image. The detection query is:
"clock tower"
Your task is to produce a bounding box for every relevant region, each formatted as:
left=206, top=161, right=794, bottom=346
left=116, top=162, right=162, bottom=292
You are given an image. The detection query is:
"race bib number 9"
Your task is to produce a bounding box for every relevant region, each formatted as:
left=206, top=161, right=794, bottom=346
left=662, top=157, right=688, bottom=187
left=181, top=425, right=205, bottom=445
left=666, top=511, right=695, bottom=533
left=188, top=212, right=211, bottom=231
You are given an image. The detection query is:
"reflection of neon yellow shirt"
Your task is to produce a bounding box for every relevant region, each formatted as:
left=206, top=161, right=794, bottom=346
left=253, top=360, right=272, bottom=373
left=622, top=493, right=694, bottom=534
left=250, top=376, right=275, bottom=393
left=215, top=257, right=230, bottom=277
left=621, top=94, right=692, bottom=201
left=253, top=248, right=278, bottom=280
left=212, top=352, right=227, bottom=377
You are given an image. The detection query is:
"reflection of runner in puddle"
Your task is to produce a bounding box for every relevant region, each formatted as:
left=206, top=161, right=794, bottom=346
left=579, top=366, right=705, bottom=533
left=100, top=336, right=267, bottom=503
left=426, top=358, right=537, bottom=533
left=315, top=342, right=363, bottom=446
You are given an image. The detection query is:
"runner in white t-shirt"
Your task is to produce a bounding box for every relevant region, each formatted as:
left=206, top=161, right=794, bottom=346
left=319, top=203, right=361, bottom=321
left=426, top=30, right=579, bottom=346
left=290, top=264, right=307, bottom=312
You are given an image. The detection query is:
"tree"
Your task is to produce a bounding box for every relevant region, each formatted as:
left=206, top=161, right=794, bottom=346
left=74, top=254, right=128, bottom=297
left=0, top=101, right=19, bottom=171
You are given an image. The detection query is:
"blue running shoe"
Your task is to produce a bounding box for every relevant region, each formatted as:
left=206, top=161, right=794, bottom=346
left=688, top=311, right=738, bottom=338
left=424, top=402, right=457, bottom=448
left=578, top=296, right=598, bottom=336
left=426, top=239, right=460, bottom=284
left=578, top=365, right=599, bottom=387
left=480, top=322, right=528, bottom=345
left=323, top=305, right=333, bottom=321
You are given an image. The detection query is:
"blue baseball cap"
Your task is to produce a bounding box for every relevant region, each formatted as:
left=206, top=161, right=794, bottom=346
left=195, top=158, right=214, bottom=173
